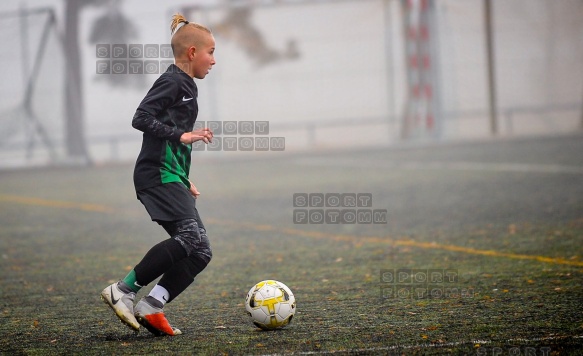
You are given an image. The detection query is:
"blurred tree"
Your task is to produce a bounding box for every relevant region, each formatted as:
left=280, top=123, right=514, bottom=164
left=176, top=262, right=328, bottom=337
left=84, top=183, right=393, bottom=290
left=63, top=0, right=139, bottom=163
left=88, top=0, right=145, bottom=89
left=181, top=1, right=300, bottom=68
left=211, top=6, right=300, bottom=67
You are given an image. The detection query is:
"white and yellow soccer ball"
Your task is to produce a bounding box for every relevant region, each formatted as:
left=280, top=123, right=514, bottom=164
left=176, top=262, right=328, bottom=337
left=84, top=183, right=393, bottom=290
left=245, top=280, right=296, bottom=330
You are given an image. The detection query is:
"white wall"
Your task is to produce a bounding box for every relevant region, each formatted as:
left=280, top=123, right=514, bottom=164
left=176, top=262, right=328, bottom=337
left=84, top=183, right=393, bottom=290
left=437, top=0, right=583, bottom=138
left=0, top=0, right=581, bottom=165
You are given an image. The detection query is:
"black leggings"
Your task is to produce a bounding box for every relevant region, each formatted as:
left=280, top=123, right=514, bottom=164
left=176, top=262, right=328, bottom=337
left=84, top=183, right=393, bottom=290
left=133, top=215, right=212, bottom=303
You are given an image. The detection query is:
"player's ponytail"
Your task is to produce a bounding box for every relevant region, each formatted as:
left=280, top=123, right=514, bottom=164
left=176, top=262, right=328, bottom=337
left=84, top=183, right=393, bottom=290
left=170, top=13, right=212, bottom=37
left=171, top=13, right=189, bottom=36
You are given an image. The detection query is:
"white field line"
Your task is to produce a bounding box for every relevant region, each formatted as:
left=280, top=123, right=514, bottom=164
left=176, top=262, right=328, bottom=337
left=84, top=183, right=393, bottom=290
left=261, top=334, right=582, bottom=355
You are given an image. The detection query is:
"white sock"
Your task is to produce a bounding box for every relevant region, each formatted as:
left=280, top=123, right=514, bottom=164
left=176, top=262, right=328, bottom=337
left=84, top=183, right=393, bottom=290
left=149, top=284, right=170, bottom=306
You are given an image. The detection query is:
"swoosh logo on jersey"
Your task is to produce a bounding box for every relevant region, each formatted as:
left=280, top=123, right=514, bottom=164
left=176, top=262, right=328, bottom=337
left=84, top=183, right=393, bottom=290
left=111, top=286, right=120, bottom=305
left=182, top=96, right=193, bottom=102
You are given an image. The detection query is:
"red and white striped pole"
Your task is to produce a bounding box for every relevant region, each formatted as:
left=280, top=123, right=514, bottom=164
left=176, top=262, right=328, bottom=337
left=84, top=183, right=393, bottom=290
left=402, top=0, right=436, bottom=138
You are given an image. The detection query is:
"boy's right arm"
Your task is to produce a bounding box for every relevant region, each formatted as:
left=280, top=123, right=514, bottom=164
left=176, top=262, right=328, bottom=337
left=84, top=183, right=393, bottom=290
left=132, top=76, right=184, bottom=142
left=132, top=76, right=214, bottom=145
left=132, top=111, right=184, bottom=142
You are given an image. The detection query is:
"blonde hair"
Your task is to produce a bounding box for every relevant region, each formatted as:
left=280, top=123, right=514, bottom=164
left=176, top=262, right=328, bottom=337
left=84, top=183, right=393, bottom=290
left=170, top=13, right=211, bottom=37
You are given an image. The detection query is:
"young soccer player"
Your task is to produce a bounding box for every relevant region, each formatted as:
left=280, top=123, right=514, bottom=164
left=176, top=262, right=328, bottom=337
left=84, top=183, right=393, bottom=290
left=100, top=13, right=216, bottom=336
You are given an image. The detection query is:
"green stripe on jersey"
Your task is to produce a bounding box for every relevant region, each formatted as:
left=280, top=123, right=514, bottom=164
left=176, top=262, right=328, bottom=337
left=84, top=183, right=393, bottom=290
left=160, top=141, right=191, bottom=187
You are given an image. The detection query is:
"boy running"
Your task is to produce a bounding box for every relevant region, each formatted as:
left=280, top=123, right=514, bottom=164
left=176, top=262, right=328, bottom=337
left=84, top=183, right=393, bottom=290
left=100, top=13, right=216, bottom=336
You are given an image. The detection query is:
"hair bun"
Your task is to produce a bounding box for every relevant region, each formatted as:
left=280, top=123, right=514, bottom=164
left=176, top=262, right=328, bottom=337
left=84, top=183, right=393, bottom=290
left=170, top=13, right=189, bottom=34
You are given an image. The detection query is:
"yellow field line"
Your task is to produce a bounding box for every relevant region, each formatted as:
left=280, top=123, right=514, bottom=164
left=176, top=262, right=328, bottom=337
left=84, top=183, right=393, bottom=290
left=0, top=195, right=114, bottom=213
left=208, top=219, right=583, bottom=267
left=393, top=239, right=583, bottom=267
left=1, top=194, right=581, bottom=267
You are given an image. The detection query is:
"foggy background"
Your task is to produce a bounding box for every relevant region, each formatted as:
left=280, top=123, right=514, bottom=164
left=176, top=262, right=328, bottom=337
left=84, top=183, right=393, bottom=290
left=0, top=0, right=581, bottom=167
left=1, top=3, right=582, bottom=351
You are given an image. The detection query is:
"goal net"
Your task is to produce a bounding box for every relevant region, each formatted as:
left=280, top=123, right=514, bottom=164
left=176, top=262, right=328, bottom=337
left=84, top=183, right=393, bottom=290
left=0, top=7, right=65, bottom=168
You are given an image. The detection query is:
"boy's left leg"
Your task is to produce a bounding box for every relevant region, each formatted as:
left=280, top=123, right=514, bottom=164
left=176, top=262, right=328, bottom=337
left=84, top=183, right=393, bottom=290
left=135, top=211, right=212, bottom=336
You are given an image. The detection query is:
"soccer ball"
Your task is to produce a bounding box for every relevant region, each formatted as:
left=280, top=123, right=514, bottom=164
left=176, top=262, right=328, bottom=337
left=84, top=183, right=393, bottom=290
left=245, top=280, right=296, bottom=330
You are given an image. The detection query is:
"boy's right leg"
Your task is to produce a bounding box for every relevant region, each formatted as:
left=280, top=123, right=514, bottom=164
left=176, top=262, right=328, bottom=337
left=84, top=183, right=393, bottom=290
left=134, top=296, right=182, bottom=336
left=133, top=237, right=187, bottom=285
left=134, top=217, right=211, bottom=336
left=157, top=211, right=212, bottom=303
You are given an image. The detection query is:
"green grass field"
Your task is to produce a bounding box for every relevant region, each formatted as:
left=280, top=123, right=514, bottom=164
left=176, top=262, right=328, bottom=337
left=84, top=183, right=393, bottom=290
left=1, top=134, right=582, bottom=355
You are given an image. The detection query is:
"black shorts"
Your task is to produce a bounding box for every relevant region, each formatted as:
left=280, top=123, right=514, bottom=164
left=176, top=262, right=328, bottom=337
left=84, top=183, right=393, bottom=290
left=137, top=182, right=197, bottom=222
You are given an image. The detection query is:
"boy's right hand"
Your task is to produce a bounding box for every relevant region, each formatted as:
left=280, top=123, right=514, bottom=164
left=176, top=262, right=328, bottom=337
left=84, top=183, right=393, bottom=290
left=180, top=128, right=214, bottom=144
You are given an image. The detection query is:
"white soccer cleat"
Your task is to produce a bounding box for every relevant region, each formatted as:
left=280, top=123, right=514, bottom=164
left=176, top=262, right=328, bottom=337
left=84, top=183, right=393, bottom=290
left=101, top=281, right=140, bottom=331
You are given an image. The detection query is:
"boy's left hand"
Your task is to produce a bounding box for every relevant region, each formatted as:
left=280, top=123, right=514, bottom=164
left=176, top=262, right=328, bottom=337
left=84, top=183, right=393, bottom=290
left=180, top=128, right=213, bottom=145
left=189, top=180, right=201, bottom=198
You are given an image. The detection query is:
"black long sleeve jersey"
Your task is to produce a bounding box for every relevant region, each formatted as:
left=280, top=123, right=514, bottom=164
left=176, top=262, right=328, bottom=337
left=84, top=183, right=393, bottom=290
left=132, top=64, right=198, bottom=191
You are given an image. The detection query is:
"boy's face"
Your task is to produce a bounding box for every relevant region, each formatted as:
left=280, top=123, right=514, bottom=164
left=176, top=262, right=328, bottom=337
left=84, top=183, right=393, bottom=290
left=191, top=33, right=216, bottom=79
